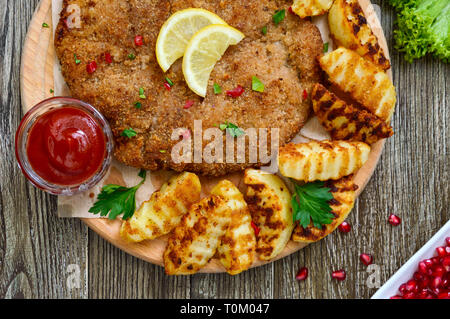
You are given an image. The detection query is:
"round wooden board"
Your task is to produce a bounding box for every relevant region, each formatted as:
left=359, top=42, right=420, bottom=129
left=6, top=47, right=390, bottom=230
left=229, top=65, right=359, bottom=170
left=21, top=0, right=391, bottom=273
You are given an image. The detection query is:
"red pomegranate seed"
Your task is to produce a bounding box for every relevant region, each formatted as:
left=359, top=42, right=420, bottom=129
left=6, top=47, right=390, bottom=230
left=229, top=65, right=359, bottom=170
left=86, top=61, right=97, bottom=74
left=388, top=214, right=401, bottom=226
left=436, top=246, right=447, bottom=257
left=405, top=279, right=418, bottom=293
left=164, top=82, right=171, bottom=91
left=432, top=266, right=445, bottom=278
left=360, top=253, right=373, bottom=266
left=424, top=258, right=434, bottom=267
left=338, top=221, right=351, bottom=233
left=413, top=271, right=423, bottom=281
left=295, top=267, right=308, bottom=281
left=331, top=269, right=346, bottom=281
left=437, top=291, right=450, bottom=299
left=226, top=85, right=244, bottom=98
left=134, top=35, right=143, bottom=46
left=183, top=100, right=194, bottom=109
left=288, top=6, right=294, bottom=14
left=431, top=277, right=442, bottom=288
left=302, top=89, right=308, bottom=99
left=446, top=237, right=450, bottom=247
left=398, top=283, right=407, bottom=295
left=442, top=256, right=450, bottom=268
left=418, top=261, right=428, bottom=274
left=104, top=52, right=113, bottom=64
left=251, top=221, right=260, bottom=236
left=403, top=292, right=415, bottom=299
left=390, top=295, right=402, bottom=299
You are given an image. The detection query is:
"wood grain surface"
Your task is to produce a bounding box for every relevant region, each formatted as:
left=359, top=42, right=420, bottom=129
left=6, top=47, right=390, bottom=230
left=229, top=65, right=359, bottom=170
left=0, top=0, right=448, bottom=298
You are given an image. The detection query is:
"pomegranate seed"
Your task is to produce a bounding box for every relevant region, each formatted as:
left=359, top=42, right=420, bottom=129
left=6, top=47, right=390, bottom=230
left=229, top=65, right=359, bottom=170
left=405, top=279, right=418, bottom=293
left=442, top=256, right=450, bottom=268
left=418, top=261, right=428, bottom=274
left=424, top=259, right=434, bottom=267
left=104, top=52, right=112, bottom=64
left=431, top=276, right=442, bottom=288
left=338, top=221, right=351, bottom=233
left=134, top=35, right=143, bottom=46
left=413, top=271, right=423, bottom=281
left=302, top=89, right=308, bottom=99
left=288, top=6, right=294, bottom=14
left=251, top=221, right=260, bottom=236
left=417, top=289, right=429, bottom=299
left=436, top=246, right=446, bottom=257
left=331, top=269, right=346, bottom=281
left=390, top=295, right=402, bottom=299
left=432, top=266, right=445, bottom=278
left=295, top=267, right=308, bottom=281
left=164, top=82, right=171, bottom=91
left=388, top=214, right=401, bottom=226
left=437, top=291, right=450, bottom=299
left=431, top=256, right=440, bottom=264
left=86, top=61, right=97, bottom=74
left=403, top=292, right=415, bottom=299
left=183, top=100, right=194, bottom=109
left=446, top=237, right=450, bottom=247
left=226, top=85, right=244, bottom=98
left=359, top=253, right=373, bottom=266
left=398, top=283, right=407, bottom=295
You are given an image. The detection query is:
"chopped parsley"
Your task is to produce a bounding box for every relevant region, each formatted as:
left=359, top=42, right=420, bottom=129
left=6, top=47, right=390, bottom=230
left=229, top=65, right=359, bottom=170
left=165, top=77, right=174, bottom=86
left=134, top=102, right=142, bottom=109
left=273, top=9, right=286, bottom=25
left=88, top=169, right=147, bottom=220
left=159, top=150, right=167, bottom=153
left=291, top=181, right=335, bottom=230
left=121, top=128, right=137, bottom=138
left=262, top=25, right=268, bottom=35
left=42, top=22, right=49, bottom=28
left=74, top=54, right=81, bottom=65
left=139, top=87, right=146, bottom=99
left=219, top=122, right=245, bottom=137
left=252, top=76, right=265, bottom=92
left=49, top=89, right=54, bottom=94
left=323, top=42, right=329, bottom=53
left=128, top=53, right=136, bottom=60
left=213, top=83, right=222, bottom=94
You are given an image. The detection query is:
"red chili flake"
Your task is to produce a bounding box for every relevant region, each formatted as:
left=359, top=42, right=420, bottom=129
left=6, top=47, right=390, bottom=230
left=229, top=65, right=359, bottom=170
left=226, top=85, right=244, bottom=98
left=251, top=221, right=260, bottom=236
left=104, top=52, right=112, bottom=64
left=86, top=61, right=97, bottom=74
left=164, top=82, right=171, bottom=91
left=288, top=6, right=294, bottom=14
left=183, top=100, right=194, bottom=109
left=302, top=89, right=308, bottom=99
left=134, top=35, right=144, bottom=46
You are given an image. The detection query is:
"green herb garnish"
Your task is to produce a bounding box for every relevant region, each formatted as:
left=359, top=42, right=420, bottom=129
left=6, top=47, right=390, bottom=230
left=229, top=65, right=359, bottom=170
left=165, top=77, right=174, bottom=86
left=49, top=89, right=54, bottom=94
left=323, top=42, right=329, bottom=53
left=88, top=169, right=146, bottom=220
left=213, top=83, right=222, bottom=94
left=159, top=150, right=167, bottom=153
left=74, top=54, right=81, bottom=65
left=273, top=9, right=286, bottom=25
left=139, top=87, right=146, bottom=99
left=219, top=122, right=245, bottom=137
left=291, top=181, right=335, bottom=230
left=134, top=102, right=142, bottom=109
left=121, top=128, right=137, bottom=138
left=128, top=53, right=136, bottom=60
left=262, top=26, right=268, bottom=35
left=252, top=76, right=265, bottom=92
left=42, top=22, right=49, bottom=28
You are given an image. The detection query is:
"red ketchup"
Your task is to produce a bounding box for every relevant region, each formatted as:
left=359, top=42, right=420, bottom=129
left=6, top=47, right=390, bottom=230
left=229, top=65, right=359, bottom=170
left=26, top=107, right=106, bottom=186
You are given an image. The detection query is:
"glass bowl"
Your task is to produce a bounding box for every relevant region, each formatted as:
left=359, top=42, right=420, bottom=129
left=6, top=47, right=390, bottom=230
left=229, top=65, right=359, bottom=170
left=15, top=97, right=114, bottom=195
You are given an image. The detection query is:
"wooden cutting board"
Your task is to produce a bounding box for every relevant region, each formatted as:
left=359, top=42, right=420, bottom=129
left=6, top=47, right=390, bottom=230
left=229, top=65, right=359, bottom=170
left=20, top=0, right=391, bottom=273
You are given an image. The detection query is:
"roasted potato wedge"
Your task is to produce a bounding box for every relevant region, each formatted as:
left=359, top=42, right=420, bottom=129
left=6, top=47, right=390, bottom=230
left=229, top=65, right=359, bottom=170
left=164, top=195, right=231, bottom=275
left=312, top=83, right=394, bottom=144
left=292, top=0, right=333, bottom=18
left=211, top=180, right=256, bottom=275
left=292, top=175, right=358, bottom=243
left=278, top=140, right=371, bottom=182
left=120, top=172, right=201, bottom=242
left=328, top=0, right=390, bottom=70
left=319, top=47, right=396, bottom=122
left=244, top=169, right=294, bottom=261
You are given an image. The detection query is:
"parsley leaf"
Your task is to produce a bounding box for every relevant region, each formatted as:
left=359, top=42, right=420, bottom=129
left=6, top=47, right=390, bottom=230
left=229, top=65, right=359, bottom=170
left=323, top=42, right=329, bottom=53
left=139, top=87, right=146, bottom=99
left=134, top=102, right=142, bottom=109
left=252, top=76, right=265, bottom=92
left=219, top=122, right=245, bottom=137
left=273, top=9, right=286, bottom=25
left=74, top=54, right=81, bottom=65
left=128, top=53, right=136, bottom=60
left=42, top=22, right=49, bottom=28
left=88, top=169, right=147, bottom=220
left=262, top=25, right=268, bottom=35
left=213, top=83, right=222, bottom=94
left=165, top=77, right=174, bottom=86
left=121, top=128, right=137, bottom=138
left=292, top=181, right=335, bottom=230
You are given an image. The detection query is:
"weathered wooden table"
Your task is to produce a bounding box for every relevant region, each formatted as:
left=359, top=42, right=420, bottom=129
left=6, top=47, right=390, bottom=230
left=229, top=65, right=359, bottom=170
left=0, top=0, right=448, bottom=299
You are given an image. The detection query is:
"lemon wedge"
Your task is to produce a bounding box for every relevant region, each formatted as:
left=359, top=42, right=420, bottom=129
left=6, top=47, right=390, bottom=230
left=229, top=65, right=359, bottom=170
left=156, top=8, right=228, bottom=72
left=182, top=24, right=245, bottom=97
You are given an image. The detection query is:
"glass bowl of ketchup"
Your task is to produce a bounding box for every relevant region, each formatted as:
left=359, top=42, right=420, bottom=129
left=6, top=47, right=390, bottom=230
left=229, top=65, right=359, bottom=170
left=15, top=97, right=114, bottom=195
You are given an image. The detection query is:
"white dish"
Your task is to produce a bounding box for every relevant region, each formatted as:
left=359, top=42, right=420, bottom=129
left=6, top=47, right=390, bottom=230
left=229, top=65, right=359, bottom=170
left=372, top=220, right=450, bottom=299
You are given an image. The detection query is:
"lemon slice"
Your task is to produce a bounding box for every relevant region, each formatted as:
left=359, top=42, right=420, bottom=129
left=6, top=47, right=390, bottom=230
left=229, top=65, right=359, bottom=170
left=156, top=8, right=228, bottom=72
left=183, top=24, right=245, bottom=97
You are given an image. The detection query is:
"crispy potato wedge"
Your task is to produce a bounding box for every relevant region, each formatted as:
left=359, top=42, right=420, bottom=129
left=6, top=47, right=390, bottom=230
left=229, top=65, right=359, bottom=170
left=312, top=83, right=394, bottom=144
left=278, top=140, right=370, bottom=182
left=211, top=180, right=256, bottom=275
left=120, top=172, right=201, bottom=242
left=319, top=47, right=396, bottom=122
left=164, top=195, right=232, bottom=275
left=292, top=175, right=358, bottom=243
left=244, top=169, right=294, bottom=261
left=292, top=0, right=333, bottom=18
left=328, top=0, right=390, bottom=70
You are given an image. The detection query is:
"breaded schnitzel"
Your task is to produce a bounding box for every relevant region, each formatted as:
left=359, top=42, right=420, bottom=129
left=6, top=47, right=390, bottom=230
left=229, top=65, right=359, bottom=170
left=55, top=0, right=323, bottom=176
